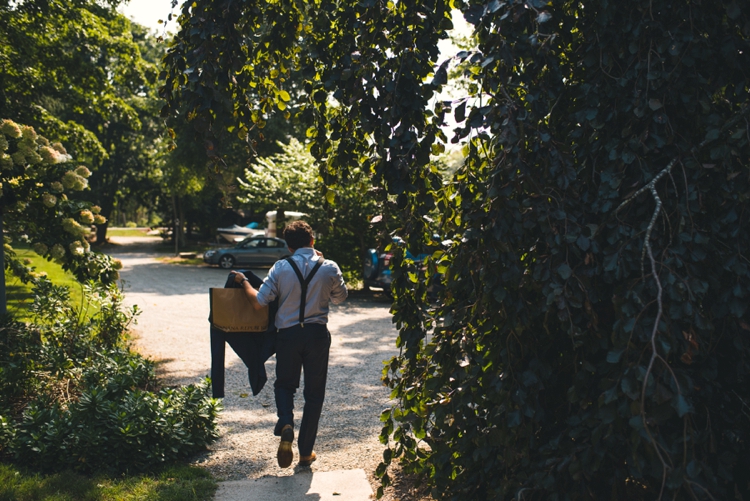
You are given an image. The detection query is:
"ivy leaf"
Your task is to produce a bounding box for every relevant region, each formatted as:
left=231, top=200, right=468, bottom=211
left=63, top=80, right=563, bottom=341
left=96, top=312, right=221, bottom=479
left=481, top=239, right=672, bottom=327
left=628, top=415, right=644, bottom=430
left=726, top=1, right=741, bottom=19
left=576, top=235, right=590, bottom=251
left=606, top=349, right=624, bottom=363
left=455, top=101, right=467, bottom=123
left=432, top=63, right=448, bottom=88
left=674, top=394, right=693, bottom=417
left=648, top=98, right=662, bottom=110
left=557, top=263, right=572, bottom=280
left=537, top=11, right=552, bottom=23
left=486, top=0, right=504, bottom=14
left=507, top=411, right=521, bottom=428
left=704, top=129, right=720, bottom=142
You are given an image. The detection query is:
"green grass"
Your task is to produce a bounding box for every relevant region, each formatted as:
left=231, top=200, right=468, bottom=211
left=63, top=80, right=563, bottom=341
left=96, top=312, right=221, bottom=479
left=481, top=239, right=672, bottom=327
left=5, top=248, right=93, bottom=322
left=105, top=228, right=153, bottom=238
left=155, top=255, right=206, bottom=266
left=0, top=463, right=217, bottom=501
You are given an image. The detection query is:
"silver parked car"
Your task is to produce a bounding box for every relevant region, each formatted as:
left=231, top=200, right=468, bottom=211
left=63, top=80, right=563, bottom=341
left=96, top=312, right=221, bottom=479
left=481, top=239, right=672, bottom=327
left=203, top=236, right=290, bottom=269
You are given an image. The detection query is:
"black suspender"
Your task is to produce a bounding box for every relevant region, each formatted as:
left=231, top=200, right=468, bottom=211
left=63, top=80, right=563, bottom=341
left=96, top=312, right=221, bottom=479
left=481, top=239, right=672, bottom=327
left=285, top=257, right=324, bottom=327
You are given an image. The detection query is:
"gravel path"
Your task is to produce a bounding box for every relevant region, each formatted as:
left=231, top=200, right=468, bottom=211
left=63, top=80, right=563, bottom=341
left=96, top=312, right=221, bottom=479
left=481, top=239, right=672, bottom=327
left=107, top=237, right=400, bottom=494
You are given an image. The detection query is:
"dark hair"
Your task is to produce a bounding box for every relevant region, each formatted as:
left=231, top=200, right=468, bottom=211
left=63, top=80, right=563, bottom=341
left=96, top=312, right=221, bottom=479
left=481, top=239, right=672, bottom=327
left=283, top=220, right=314, bottom=250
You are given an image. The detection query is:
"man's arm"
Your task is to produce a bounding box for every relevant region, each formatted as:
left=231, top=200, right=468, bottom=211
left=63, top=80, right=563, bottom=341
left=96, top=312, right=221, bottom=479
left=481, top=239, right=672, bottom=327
left=230, top=271, right=266, bottom=310
left=329, top=262, right=348, bottom=305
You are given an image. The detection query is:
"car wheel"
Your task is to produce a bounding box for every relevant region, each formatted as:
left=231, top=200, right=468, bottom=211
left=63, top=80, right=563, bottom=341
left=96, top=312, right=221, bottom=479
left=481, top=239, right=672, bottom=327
left=219, top=255, right=235, bottom=269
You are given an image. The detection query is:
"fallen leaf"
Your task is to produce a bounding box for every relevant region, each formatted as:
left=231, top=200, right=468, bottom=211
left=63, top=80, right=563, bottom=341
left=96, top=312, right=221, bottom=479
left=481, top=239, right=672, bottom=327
left=239, top=393, right=248, bottom=398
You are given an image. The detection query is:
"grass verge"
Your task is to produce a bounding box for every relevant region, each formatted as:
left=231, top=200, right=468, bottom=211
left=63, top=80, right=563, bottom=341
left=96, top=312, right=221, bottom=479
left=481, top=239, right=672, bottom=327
left=0, top=463, right=216, bottom=501
left=5, top=247, right=94, bottom=322
left=105, top=228, right=153, bottom=238
left=155, top=255, right=206, bottom=266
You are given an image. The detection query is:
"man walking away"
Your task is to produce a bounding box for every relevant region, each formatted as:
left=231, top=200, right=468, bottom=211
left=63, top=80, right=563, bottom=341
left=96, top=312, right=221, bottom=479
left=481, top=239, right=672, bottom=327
left=231, top=220, right=348, bottom=468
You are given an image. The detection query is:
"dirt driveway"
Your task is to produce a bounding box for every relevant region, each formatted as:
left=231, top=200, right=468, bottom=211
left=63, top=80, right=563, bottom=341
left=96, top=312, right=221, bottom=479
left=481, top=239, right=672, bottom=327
left=106, top=237, right=399, bottom=487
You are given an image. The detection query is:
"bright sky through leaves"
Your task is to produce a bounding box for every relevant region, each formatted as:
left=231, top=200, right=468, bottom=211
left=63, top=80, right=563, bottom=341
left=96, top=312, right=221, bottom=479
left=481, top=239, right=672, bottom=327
left=119, top=0, right=176, bottom=33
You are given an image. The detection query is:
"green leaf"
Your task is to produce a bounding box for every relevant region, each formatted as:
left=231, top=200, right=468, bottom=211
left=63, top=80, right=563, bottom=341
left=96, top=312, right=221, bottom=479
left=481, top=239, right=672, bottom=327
left=507, top=411, right=521, bottom=428
left=628, top=415, right=644, bottom=430
left=726, top=1, right=741, bottom=19
left=704, top=129, right=720, bottom=142
left=674, top=394, right=693, bottom=417
left=557, top=263, right=572, bottom=280
left=455, top=101, right=467, bottom=123
left=576, top=235, right=590, bottom=251
left=606, top=349, right=624, bottom=363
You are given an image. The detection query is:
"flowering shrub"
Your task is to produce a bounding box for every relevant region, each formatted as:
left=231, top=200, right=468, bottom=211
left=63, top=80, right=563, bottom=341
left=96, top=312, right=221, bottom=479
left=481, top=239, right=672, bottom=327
left=0, top=119, right=118, bottom=284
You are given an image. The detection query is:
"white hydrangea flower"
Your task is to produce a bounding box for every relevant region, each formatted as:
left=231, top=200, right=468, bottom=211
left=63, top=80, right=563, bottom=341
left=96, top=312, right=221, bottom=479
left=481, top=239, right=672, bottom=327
left=73, top=177, right=88, bottom=191
left=24, top=150, right=43, bottom=165
left=42, top=193, right=57, bottom=208
left=62, top=217, right=88, bottom=237
left=19, top=125, right=37, bottom=142
left=50, top=243, right=66, bottom=260
left=69, top=241, right=85, bottom=256
left=61, top=171, right=78, bottom=189
left=39, top=146, right=61, bottom=164
left=79, top=210, right=95, bottom=224
left=0, top=120, right=22, bottom=138
left=75, top=165, right=91, bottom=178
left=11, top=151, right=25, bottom=165
left=32, top=242, right=48, bottom=256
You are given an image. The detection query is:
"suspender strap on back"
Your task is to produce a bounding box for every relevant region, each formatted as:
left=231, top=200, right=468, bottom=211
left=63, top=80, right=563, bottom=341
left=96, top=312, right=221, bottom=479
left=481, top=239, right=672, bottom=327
left=285, top=257, right=324, bottom=327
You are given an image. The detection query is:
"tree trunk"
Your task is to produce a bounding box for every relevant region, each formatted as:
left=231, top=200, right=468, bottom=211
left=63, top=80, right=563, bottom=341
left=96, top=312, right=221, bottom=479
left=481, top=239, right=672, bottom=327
left=172, top=194, right=179, bottom=255
left=178, top=199, right=186, bottom=247
left=0, top=212, right=6, bottom=316
left=276, top=208, right=285, bottom=238
left=95, top=196, right=115, bottom=245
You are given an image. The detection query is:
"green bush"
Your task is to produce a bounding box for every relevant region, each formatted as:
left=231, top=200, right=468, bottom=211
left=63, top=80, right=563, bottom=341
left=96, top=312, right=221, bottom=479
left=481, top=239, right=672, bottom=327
left=0, top=278, right=220, bottom=473
left=125, top=221, right=137, bottom=228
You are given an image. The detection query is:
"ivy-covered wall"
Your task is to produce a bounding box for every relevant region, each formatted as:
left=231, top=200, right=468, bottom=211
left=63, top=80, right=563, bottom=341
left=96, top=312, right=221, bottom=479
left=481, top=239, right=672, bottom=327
left=161, top=0, right=750, bottom=498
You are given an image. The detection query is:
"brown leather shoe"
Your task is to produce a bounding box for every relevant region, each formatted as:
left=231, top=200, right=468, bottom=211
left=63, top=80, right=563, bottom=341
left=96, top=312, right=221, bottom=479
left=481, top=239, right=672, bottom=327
left=298, top=451, right=317, bottom=466
left=277, top=425, right=294, bottom=468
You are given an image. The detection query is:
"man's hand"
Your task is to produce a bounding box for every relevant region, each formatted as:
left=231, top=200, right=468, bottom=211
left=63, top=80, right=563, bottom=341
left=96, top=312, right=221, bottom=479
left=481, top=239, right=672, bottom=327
left=230, top=271, right=247, bottom=284
left=230, top=271, right=265, bottom=311
left=314, top=249, right=324, bottom=259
